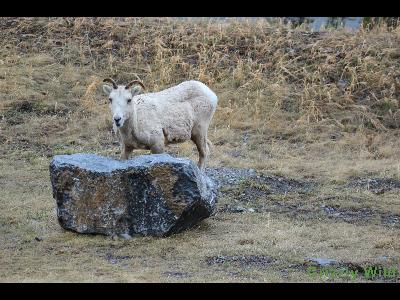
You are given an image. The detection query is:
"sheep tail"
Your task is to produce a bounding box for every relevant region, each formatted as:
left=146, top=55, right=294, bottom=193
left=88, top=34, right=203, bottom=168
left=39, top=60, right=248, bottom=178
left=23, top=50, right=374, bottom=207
left=206, top=138, right=213, bottom=149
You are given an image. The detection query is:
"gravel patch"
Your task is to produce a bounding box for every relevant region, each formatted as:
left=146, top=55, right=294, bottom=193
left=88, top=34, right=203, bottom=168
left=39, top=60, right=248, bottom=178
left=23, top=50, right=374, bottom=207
left=105, top=253, right=133, bottom=264
left=206, top=167, right=399, bottom=228
left=163, top=271, right=190, bottom=279
left=206, top=255, right=276, bottom=268
left=348, top=177, right=400, bottom=194
left=206, top=167, right=314, bottom=194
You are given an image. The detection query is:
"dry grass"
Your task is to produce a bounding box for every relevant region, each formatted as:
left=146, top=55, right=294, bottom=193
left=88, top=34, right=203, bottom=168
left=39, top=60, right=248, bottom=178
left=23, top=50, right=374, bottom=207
left=0, top=17, right=399, bottom=282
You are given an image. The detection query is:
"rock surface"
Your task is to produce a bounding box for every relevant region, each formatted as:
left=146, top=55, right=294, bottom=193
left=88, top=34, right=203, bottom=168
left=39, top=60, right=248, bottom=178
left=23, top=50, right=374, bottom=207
left=49, top=153, right=217, bottom=237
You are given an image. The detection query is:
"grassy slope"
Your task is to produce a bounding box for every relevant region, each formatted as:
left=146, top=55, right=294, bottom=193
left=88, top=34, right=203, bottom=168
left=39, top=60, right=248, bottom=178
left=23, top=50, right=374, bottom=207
left=0, top=18, right=399, bottom=282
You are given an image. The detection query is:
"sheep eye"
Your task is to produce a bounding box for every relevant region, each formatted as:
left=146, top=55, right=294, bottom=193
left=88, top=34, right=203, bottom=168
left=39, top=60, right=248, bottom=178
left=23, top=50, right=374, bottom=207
left=127, top=98, right=132, bottom=103
left=109, top=98, right=112, bottom=103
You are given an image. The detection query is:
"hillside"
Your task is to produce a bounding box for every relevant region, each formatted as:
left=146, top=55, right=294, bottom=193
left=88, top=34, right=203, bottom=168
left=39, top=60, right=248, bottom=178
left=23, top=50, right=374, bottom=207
left=0, top=18, right=399, bottom=282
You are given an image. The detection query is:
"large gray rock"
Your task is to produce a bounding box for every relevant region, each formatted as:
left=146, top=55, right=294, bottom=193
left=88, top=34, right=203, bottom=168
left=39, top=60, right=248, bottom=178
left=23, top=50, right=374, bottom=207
left=49, top=153, right=217, bottom=237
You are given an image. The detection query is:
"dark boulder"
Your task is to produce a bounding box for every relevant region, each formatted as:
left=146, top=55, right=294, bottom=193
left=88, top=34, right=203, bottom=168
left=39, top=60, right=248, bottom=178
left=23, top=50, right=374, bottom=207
left=49, top=153, right=217, bottom=237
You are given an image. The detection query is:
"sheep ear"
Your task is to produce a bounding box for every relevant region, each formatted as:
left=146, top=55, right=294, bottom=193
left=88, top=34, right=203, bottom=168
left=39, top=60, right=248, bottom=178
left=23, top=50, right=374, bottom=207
left=102, top=85, right=113, bottom=95
left=131, top=86, right=142, bottom=96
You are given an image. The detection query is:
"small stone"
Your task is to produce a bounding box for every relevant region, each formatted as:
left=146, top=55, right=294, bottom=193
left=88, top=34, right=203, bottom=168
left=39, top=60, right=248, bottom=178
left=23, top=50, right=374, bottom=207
left=163, top=271, right=189, bottom=278
left=119, top=233, right=132, bottom=240
left=306, top=257, right=339, bottom=266
left=230, top=150, right=242, bottom=158
left=248, top=208, right=255, bottom=213
left=232, top=206, right=246, bottom=213
left=376, top=256, right=389, bottom=262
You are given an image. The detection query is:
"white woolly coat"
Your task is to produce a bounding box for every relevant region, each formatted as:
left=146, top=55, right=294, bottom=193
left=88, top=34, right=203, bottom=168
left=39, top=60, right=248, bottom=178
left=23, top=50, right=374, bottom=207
left=116, top=80, right=218, bottom=149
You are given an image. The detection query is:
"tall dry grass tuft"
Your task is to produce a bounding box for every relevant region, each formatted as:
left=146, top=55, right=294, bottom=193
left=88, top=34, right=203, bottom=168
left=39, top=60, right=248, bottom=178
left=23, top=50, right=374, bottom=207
left=81, top=75, right=101, bottom=112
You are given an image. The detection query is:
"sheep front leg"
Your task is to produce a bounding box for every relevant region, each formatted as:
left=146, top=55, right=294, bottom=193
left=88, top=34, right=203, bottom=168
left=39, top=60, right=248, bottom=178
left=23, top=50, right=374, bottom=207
left=121, top=144, right=134, bottom=160
left=197, top=145, right=207, bottom=170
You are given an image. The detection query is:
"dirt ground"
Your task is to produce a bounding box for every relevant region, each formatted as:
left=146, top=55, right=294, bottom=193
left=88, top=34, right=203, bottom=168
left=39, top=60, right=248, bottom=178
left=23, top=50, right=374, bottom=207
left=1, top=158, right=399, bottom=282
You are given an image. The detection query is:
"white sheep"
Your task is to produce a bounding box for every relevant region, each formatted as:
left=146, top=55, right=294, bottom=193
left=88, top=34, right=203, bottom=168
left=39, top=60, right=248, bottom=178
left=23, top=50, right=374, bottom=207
left=102, top=78, right=218, bottom=170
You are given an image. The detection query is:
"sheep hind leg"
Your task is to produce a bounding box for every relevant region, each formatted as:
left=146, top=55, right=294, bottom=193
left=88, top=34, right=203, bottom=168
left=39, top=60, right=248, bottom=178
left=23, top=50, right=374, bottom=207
left=192, top=134, right=207, bottom=171
left=150, top=142, right=165, bottom=154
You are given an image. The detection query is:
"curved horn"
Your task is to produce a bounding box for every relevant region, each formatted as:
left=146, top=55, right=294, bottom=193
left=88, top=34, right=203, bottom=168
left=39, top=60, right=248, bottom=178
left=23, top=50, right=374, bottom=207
left=125, top=80, right=145, bottom=90
left=103, top=78, right=118, bottom=89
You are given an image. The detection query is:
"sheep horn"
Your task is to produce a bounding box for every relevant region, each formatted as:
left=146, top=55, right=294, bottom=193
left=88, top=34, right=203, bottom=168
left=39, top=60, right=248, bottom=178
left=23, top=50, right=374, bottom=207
left=125, top=80, right=145, bottom=90
left=103, top=78, right=118, bottom=89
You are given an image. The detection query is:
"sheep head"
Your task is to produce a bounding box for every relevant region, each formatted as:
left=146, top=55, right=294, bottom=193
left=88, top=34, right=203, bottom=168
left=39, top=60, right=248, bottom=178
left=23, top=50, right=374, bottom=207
left=102, top=78, right=145, bottom=128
